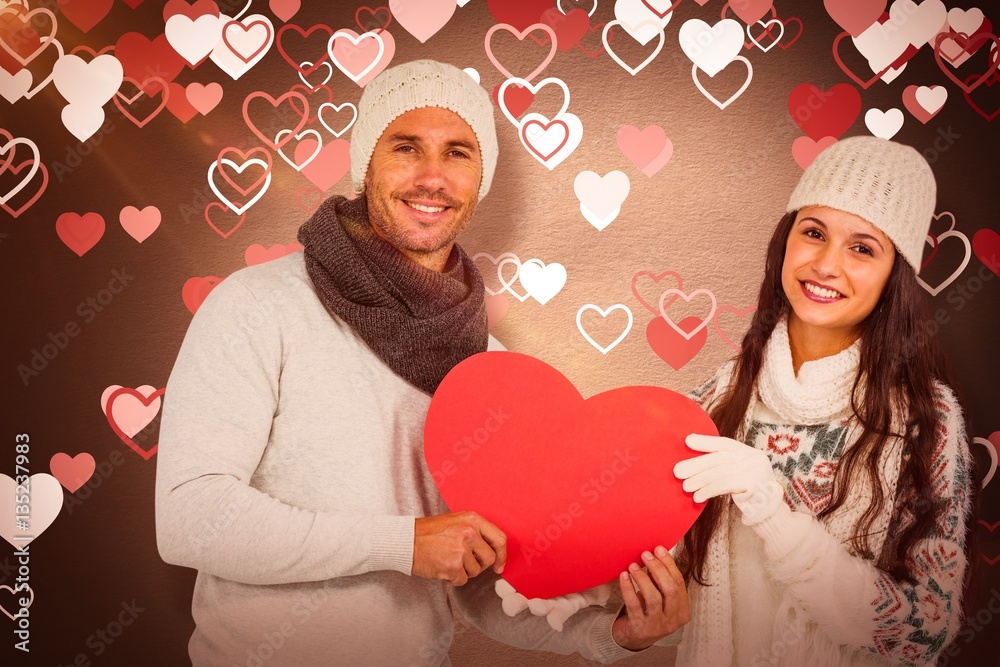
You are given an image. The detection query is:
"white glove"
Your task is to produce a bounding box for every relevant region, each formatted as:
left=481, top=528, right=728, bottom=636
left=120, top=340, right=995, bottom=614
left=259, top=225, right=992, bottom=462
left=673, top=433, right=785, bottom=525
left=494, top=579, right=613, bottom=631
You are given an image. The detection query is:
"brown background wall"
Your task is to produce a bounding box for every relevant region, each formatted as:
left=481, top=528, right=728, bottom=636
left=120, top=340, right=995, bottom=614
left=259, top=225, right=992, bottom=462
left=1, top=0, right=997, bottom=665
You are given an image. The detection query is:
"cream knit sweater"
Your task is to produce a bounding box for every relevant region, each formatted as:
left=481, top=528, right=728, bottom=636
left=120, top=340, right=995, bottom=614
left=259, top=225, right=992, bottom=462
left=673, top=321, right=972, bottom=667
left=155, top=251, right=634, bottom=666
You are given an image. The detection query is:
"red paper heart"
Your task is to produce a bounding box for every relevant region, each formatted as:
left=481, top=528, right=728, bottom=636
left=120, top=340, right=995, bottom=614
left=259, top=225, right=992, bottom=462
left=424, top=351, right=715, bottom=598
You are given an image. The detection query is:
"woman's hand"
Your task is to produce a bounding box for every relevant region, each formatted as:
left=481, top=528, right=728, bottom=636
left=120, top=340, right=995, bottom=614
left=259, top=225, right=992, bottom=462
left=674, top=433, right=785, bottom=525
left=611, top=546, right=690, bottom=651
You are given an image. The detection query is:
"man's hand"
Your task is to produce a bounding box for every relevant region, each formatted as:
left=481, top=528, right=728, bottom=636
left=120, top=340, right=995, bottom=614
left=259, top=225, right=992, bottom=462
left=412, top=511, right=507, bottom=586
left=611, top=546, right=690, bottom=651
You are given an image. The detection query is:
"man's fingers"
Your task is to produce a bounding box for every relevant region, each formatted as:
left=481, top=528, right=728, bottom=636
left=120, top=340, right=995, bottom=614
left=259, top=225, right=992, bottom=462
left=462, top=550, right=483, bottom=580
left=471, top=538, right=497, bottom=571
left=471, top=514, right=507, bottom=573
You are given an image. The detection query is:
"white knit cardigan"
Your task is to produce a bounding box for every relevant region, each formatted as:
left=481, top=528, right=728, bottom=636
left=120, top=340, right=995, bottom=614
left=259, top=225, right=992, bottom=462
left=672, top=316, right=971, bottom=667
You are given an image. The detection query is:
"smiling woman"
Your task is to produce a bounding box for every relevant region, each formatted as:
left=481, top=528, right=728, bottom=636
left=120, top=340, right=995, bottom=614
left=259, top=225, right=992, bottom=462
left=781, top=206, right=896, bottom=372
left=668, top=135, right=979, bottom=666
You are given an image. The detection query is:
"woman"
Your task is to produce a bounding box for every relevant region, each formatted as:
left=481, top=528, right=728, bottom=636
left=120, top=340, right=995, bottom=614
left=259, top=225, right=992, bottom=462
left=672, top=135, right=976, bottom=666
left=498, top=136, right=976, bottom=666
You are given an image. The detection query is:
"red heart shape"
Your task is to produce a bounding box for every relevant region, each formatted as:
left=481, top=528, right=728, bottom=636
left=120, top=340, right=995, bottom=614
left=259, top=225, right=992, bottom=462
left=165, top=81, right=199, bottom=123
left=486, top=0, right=553, bottom=32
left=787, top=82, right=860, bottom=141
left=59, top=0, right=113, bottom=34
left=276, top=23, right=333, bottom=75
left=934, top=31, right=1000, bottom=93
left=181, top=274, right=223, bottom=314
left=354, top=5, right=392, bottom=34
left=973, top=228, right=1000, bottom=276
left=56, top=211, right=105, bottom=256
left=0, top=158, right=48, bottom=219
left=242, top=90, right=309, bottom=149
left=50, top=452, right=97, bottom=492
left=492, top=82, right=535, bottom=118
left=162, top=0, right=220, bottom=21
left=105, top=387, right=164, bottom=460
left=114, top=32, right=186, bottom=86
left=646, top=316, right=708, bottom=370
left=537, top=8, right=590, bottom=52
left=203, top=202, right=246, bottom=239
left=425, top=351, right=714, bottom=599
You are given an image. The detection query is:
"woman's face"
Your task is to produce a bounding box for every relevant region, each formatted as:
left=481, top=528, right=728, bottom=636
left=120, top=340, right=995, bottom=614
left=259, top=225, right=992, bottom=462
left=781, top=206, right=896, bottom=339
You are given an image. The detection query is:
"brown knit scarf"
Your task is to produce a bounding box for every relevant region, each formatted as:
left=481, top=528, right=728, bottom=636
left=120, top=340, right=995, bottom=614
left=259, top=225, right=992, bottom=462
left=296, top=194, right=487, bottom=395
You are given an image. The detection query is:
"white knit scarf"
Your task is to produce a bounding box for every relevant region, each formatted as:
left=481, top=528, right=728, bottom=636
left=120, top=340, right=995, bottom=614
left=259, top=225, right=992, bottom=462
left=677, top=315, right=905, bottom=667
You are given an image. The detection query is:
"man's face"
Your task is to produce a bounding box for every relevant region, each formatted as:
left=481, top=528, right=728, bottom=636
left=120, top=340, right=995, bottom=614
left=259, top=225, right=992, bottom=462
left=364, top=107, right=483, bottom=270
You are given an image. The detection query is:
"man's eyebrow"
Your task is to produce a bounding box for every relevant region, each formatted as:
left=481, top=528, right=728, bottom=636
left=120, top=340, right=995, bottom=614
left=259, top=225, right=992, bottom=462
left=799, top=216, right=885, bottom=251
left=385, top=133, right=479, bottom=152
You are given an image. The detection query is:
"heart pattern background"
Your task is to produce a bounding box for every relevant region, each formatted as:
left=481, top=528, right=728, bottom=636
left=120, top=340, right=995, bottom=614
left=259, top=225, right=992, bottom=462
left=1, top=1, right=998, bottom=665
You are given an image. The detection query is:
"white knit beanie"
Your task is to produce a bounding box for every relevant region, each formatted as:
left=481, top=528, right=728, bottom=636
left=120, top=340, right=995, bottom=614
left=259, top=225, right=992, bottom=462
left=350, top=59, right=498, bottom=201
left=786, top=136, right=937, bottom=271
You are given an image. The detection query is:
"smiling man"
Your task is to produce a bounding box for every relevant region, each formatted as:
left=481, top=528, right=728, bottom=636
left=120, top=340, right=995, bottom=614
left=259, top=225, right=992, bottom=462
left=155, top=60, right=685, bottom=667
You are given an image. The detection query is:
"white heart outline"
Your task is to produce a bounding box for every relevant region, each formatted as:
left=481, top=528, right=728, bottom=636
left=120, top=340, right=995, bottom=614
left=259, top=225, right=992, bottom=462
left=576, top=303, right=633, bottom=354
left=558, top=0, right=597, bottom=17
left=298, top=59, right=334, bottom=89
left=497, top=76, right=571, bottom=129
left=22, top=37, right=64, bottom=100
left=498, top=256, right=533, bottom=302
left=274, top=128, right=323, bottom=171
left=746, top=19, right=784, bottom=53
left=231, top=0, right=252, bottom=21
left=916, top=221, right=972, bottom=296
left=658, top=287, right=718, bottom=341
left=0, top=136, right=40, bottom=204
left=473, top=251, right=526, bottom=300
left=328, top=29, right=385, bottom=84
left=973, top=436, right=997, bottom=489
left=602, top=20, right=665, bottom=76
left=317, top=101, right=358, bottom=137
left=207, top=158, right=272, bottom=215
left=0, top=6, right=58, bottom=67
left=691, top=55, right=753, bottom=110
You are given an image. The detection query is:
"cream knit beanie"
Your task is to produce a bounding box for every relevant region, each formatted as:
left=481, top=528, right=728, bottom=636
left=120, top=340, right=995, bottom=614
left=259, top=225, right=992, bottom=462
left=350, top=59, right=498, bottom=201
left=786, top=136, right=937, bottom=271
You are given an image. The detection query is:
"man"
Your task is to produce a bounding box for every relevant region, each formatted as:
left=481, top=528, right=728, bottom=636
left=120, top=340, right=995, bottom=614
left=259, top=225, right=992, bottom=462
left=155, top=59, right=686, bottom=666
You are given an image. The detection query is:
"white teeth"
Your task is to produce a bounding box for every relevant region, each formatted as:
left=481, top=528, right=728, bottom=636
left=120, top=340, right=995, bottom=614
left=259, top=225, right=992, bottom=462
left=405, top=201, right=445, bottom=213
left=804, top=282, right=840, bottom=299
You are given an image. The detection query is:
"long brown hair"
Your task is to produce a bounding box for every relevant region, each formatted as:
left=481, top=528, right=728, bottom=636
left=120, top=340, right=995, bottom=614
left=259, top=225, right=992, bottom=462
left=681, top=210, right=979, bottom=594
